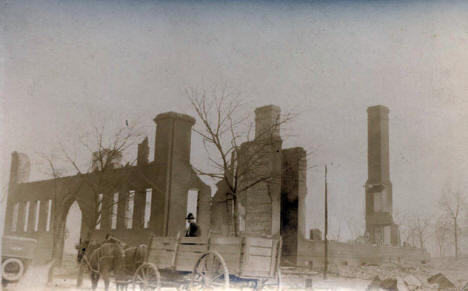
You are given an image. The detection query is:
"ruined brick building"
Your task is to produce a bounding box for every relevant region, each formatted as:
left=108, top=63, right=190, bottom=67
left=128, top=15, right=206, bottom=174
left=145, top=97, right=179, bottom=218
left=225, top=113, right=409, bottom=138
left=4, top=112, right=211, bottom=264
left=210, top=105, right=307, bottom=265
left=4, top=105, right=428, bottom=267
left=211, top=104, right=427, bottom=267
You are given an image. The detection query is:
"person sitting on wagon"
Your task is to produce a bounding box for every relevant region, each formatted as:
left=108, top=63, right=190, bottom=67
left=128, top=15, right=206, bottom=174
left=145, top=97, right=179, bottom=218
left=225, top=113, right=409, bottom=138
left=185, top=213, right=201, bottom=237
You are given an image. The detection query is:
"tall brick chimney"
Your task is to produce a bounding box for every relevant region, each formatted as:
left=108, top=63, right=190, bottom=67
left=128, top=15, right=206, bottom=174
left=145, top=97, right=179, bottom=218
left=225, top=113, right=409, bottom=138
left=255, top=105, right=281, bottom=140
left=9, top=151, right=31, bottom=185
left=137, top=137, right=149, bottom=166
left=365, top=105, right=399, bottom=246
left=152, top=112, right=196, bottom=236
left=154, top=112, right=196, bottom=166
left=367, top=105, right=390, bottom=184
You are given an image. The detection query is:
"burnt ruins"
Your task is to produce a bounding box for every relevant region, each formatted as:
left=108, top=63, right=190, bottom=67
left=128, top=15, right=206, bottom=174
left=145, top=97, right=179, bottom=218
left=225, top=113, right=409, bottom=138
left=3, top=105, right=429, bottom=267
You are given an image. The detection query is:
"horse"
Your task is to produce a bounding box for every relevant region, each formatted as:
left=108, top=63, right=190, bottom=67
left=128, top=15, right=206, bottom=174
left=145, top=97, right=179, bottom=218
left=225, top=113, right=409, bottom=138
left=77, top=239, right=125, bottom=291
left=116, top=244, right=148, bottom=290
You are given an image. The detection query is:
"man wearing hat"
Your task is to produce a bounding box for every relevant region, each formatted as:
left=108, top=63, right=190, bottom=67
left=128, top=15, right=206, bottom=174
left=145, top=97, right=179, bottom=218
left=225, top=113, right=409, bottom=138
left=185, top=213, right=201, bottom=237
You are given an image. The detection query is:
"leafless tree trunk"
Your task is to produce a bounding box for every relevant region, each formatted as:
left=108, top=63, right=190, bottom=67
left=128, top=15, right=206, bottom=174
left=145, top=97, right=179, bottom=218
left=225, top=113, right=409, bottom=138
left=433, top=216, right=450, bottom=257
left=439, top=188, right=466, bottom=258
left=39, top=119, right=144, bottom=272
left=187, top=87, right=296, bottom=236
left=411, top=215, right=431, bottom=249
left=394, top=209, right=415, bottom=247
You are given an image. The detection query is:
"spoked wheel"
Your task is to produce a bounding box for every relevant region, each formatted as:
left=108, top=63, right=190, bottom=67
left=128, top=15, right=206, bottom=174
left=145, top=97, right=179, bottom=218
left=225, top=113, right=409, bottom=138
left=189, top=251, right=229, bottom=291
left=133, top=262, right=161, bottom=291
left=2, top=258, right=25, bottom=282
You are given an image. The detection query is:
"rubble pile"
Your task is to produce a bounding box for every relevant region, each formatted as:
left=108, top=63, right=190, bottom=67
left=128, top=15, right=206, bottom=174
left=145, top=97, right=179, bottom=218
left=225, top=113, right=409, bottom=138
left=334, top=261, right=432, bottom=282
left=318, top=259, right=465, bottom=290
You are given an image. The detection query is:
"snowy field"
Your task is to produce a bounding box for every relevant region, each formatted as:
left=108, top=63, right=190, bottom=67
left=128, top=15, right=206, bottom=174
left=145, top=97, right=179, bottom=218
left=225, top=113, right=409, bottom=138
left=4, top=257, right=468, bottom=291
left=3, top=263, right=371, bottom=291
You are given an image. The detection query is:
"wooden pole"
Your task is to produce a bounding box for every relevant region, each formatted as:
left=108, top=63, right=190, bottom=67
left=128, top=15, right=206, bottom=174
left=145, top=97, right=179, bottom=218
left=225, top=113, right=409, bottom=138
left=324, top=165, right=328, bottom=279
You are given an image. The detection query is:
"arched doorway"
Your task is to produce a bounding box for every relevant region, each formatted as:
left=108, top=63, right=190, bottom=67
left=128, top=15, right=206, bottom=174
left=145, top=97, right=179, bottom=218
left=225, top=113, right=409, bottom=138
left=63, top=201, right=82, bottom=261
left=54, top=197, right=85, bottom=267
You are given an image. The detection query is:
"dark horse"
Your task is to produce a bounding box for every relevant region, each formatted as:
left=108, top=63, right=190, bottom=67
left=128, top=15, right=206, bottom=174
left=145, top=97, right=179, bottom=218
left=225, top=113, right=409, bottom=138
left=118, top=244, right=148, bottom=290
left=77, top=239, right=125, bottom=291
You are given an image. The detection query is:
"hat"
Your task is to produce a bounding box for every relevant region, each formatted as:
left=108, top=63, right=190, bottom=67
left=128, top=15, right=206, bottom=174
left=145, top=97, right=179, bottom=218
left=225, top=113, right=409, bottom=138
left=185, top=213, right=195, bottom=220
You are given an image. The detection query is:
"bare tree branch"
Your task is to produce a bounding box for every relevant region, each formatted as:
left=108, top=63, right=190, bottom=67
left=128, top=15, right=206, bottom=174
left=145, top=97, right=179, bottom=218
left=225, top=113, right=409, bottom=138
left=188, top=87, right=297, bottom=236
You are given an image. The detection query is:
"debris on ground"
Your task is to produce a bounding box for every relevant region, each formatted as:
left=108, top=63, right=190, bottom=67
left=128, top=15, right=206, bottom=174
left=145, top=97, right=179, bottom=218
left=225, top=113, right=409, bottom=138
left=366, top=276, right=382, bottom=290
left=402, top=274, right=422, bottom=290
left=380, top=278, right=398, bottom=290
left=427, top=273, right=455, bottom=289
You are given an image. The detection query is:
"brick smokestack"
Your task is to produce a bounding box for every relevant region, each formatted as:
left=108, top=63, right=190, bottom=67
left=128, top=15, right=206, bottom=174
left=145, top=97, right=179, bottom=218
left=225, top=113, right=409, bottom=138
left=367, top=105, right=390, bottom=184
left=9, top=151, right=31, bottom=185
left=365, top=105, right=399, bottom=246
left=152, top=112, right=196, bottom=236
left=153, top=112, right=196, bottom=166
left=255, top=105, right=281, bottom=140
left=137, top=137, right=149, bottom=166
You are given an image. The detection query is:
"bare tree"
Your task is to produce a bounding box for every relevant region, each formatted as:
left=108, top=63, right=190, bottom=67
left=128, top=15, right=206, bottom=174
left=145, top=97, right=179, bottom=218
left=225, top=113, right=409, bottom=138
left=40, top=119, right=146, bottom=285
left=411, top=215, right=431, bottom=249
left=345, top=216, right=364, bottom=241
left=63, top=120, right=145, bottom=231
left=187, top=88, right=295, bottom=236
left=394, top=209, right=415, bottom=247
left=433, top=215, right=451, bottom=257
left=438, top=188, right=466, bottom=258
left=38, top=153, right=77, bottom=264
left=40, top=119, right=145, bottom=253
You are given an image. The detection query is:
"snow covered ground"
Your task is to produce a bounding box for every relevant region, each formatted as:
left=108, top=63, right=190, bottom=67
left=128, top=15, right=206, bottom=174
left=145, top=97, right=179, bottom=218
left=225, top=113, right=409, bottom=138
left=4, top=257, right=468, bottom=291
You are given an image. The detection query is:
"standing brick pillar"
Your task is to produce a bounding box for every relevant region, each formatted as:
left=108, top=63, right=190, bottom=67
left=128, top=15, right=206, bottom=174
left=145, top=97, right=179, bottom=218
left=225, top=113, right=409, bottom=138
left=152, top=112, right=196, bottom=237
left=239, top=105, right=282, bottom=237
left=280, top=147, right=307, bottom=265
left=365, top=105, right=399, bottom=246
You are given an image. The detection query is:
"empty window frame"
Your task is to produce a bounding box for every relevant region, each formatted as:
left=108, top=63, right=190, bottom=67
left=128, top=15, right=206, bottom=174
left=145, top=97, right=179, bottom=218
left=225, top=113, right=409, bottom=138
left=111, top=193, right=119, bottom=230
left=95, top=193, right=103, bottom=230
left=11, top=203, right=19, bottom=232
left=144, top=189, right=152, bottom=229
left=23, top=201, right=30, bottom=232
left=46, top=199, right=52, bottom=232
left=125, top=191, right=135, bottom=229
left=34, top=200, right=41, bottom=232
left=186, top=189, right=199, bottom=219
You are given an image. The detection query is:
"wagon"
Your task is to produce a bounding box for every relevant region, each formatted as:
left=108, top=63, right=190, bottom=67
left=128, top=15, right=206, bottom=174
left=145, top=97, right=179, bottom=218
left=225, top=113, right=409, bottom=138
left=2, top=236, right=37, bottom=285
left=133, top=233, right=282, bottom=290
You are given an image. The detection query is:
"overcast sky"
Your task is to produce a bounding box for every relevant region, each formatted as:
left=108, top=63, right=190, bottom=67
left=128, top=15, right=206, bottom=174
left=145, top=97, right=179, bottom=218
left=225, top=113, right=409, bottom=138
left=2, top=0, right=468, bottom=246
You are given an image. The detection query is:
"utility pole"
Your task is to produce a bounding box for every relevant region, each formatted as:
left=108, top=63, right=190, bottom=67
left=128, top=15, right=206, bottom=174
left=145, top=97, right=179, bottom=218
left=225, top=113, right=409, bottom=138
left=324, top=165, right=328, bottom=279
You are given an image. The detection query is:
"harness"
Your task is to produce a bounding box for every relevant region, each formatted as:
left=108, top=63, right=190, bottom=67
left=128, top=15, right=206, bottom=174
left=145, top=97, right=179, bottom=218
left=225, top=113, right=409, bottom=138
left=82, top=245, right=117, bottom=274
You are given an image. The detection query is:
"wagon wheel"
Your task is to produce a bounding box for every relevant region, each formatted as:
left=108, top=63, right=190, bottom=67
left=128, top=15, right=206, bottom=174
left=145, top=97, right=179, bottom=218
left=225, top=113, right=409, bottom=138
left=133, top=262, right=160, bottom=291
left=2, top=258, right=24, bottom=282
left=189, top=251, right=229, bottom=291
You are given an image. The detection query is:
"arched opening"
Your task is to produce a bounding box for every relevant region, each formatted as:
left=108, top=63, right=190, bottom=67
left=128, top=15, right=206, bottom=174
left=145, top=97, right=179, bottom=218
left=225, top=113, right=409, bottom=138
left=64, top=201, right=82, bottom=256
left=58, top=201, right=82, bottom=271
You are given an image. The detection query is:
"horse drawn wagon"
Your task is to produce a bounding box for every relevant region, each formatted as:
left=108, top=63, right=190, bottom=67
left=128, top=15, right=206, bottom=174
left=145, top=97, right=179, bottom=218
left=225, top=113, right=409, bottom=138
left=132, top=233, right=283, bottom=290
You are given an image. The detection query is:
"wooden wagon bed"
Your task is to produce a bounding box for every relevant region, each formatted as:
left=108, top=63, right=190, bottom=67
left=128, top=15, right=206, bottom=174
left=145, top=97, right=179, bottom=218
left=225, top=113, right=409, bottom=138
left=133, top=234, right=282, bottom=290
